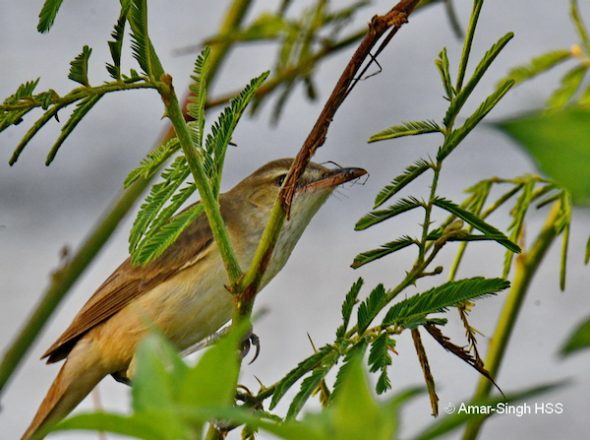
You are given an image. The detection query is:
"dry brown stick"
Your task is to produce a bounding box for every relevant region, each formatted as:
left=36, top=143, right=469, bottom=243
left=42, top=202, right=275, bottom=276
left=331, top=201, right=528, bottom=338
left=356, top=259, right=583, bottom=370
left=280, top=0, right=422, bottom=213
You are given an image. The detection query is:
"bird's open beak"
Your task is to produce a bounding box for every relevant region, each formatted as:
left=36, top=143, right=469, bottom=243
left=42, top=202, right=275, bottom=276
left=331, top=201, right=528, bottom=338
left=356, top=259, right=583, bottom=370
left=302, top=166, right=367, bottom=193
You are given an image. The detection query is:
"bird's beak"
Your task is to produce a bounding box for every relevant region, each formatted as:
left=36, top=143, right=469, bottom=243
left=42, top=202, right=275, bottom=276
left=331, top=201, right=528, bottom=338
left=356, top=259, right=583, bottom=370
left=301, top=166, right=367, bottom=193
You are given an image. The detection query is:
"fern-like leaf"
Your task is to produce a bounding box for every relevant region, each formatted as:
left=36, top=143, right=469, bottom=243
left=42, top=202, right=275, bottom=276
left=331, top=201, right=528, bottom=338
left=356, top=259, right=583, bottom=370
left=0, top=79, right=40, bottom=132
left=330, top=339, right=368, bottom=402
left=129, top=156, right=190, bottom=254
left=357, top=284, right=387, bottom=334
left=336, top=278, right=364, bottom=338
left=352, top=236, right=417, bottom=269
left=187, top=48, right=211, bottom=146
left=124, top=137, right=181, bottom=188
left=546, top=64, right=587, bottom=110
left=133, top=203, right=203, bottom=265
left=368, top=120, right=442, bottom=143
left=270, top=345, right=334, bottom=410
left=503, top=49, right=572, bottom=86
left=503, top=180, right=535, bottom=277
left=435, top=48, right=454, bottom=100
left=106, top=7, right=129, bottom=80
left=286, top=364, right=333, bottom=420
left=355, top=197, right=423, bottom=231
left=204, top=71, right=269, bottom=195
left=382, top=277, right=510, bottom=328
left=37, top=0, right=64, bottom=33
left=444, top=32, right=514, bottom=127
left=9, top=104, right=66, bottom=165
left=438, top=80, right=514, bottom=161
left=128, top=0, right=164, bottom=78
left=68, top=46, right=92, bottom=86
left=45, top=95, right=102, bottom=165
left=433, top=197, right=520, bottom=253
left=374, top=159, right=432, bottom=208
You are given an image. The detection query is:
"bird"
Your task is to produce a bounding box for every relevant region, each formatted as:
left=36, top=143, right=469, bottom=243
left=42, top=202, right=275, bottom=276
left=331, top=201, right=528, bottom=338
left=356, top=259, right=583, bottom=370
left=22, top=158, right=367, bottom=439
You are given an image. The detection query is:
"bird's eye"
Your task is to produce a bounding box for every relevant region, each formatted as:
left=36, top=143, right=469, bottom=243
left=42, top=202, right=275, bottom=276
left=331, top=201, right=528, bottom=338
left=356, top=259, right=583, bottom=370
left=275, top=173, right=287, bottom=186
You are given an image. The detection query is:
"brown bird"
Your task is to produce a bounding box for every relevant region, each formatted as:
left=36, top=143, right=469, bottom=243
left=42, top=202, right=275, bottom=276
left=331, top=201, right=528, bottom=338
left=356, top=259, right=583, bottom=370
left=23, top=158, right=366, bottom=439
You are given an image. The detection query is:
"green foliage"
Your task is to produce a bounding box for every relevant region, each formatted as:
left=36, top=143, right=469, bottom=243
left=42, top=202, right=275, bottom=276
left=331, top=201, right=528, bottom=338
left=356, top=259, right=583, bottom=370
left=336, top=278, right=364, bottom=338
left=413, top=382, right=564, bottom=440
left=443, top=32, right=514, bottom=128
left=127, top=47, right=268, bottom=265
left=46, top=95, right=102, bottom=165
left=52, top=328, right=242, bottom=439
left=373, top=159, right=433, bottom=209
left=437, top=79, right=514, bottom=160
left=37, top=0, right=64, bottom=33
left=368, top=120, right=442, bottom=143
left=107, top=6, right=130, bottom=80
left=128, top=0, right=164, bottom=79
left=0, top=79, right=40, bottom=132
left=270, top=345, right=335, bottom=410
left=368, top=333, right=394, bottom=394
left=546, top=64, right=587, bottom=110
left=382, top=278, right=510, bottom=328
left=433, top=197, right=520, bottom=253
left=352, top=235, right=416, bottom=269
left=560, top=315, right=590, bottom=356
left=357, top=284, right=387, bottom=334
left=355, top=197, right=423, bottom=231
left=496, top=106, right=590, bottom=205
left=503, top=49, right=572, bottom=85
left=435, top=48, right=454, bottom=99
left=68, top=46, right=93, bottom=86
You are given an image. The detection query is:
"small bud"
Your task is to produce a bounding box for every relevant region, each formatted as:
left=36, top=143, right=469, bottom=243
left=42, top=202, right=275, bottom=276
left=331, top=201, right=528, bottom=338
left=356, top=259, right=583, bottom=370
left=571, top=44, right=583, bottom=58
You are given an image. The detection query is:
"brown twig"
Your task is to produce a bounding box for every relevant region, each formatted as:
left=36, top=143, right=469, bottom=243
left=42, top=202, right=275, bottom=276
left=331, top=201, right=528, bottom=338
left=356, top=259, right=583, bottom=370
left=411, top=328, right=439, bottom=417
left=280, top=0, right=421, bottom=214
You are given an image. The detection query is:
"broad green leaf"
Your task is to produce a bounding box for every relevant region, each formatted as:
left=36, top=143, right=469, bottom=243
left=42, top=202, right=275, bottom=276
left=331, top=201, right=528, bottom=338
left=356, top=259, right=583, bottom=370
left=179, top=323, right=241, bottom=408
left=496, top=106, right=590, bottom=205
left=331, top=355, right=397, bottom=440
left=560, top=315, right=590, bottom=356
left=51, top=412, right=170, bottom=440
left=368, top=120, right=442, bottom=143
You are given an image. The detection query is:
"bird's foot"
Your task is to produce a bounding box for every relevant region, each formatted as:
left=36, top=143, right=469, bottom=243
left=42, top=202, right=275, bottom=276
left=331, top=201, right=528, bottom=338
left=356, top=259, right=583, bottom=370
left=240, top=332, right=260, bottom=364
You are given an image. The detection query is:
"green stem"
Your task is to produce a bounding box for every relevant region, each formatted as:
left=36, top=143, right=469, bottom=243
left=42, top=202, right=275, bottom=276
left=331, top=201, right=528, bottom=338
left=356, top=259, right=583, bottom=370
left=162, top=85, right=242, bottom=283
left=0, top=0, right=253, bottom=397
left=419, top=162, right=442, bottom=261
left=461, top=202, right=561, bottom=440
left=0, top=81, right=156, bottom=112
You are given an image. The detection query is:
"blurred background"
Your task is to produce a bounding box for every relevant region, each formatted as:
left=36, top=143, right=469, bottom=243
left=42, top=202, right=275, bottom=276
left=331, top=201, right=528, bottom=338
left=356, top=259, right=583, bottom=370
left=1, top=1, right=589, bottom=438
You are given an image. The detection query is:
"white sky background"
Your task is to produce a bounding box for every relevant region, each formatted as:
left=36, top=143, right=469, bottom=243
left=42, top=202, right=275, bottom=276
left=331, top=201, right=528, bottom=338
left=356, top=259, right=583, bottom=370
left=1, top=1, right=589, bottom=439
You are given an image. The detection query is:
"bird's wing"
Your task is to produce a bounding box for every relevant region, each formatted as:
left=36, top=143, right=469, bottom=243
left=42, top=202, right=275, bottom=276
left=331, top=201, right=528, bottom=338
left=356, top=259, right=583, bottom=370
left=42, top=208, right=215, bottom=363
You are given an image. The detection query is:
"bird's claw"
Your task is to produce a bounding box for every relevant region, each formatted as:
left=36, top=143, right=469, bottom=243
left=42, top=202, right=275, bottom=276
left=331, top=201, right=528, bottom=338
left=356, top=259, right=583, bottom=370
left=240, top=332, right=261, bottom=364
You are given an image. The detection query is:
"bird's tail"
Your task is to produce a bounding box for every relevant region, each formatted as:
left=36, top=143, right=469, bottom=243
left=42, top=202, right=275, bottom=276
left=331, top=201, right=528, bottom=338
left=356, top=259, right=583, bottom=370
left=22, top=339, right=106, bottom=440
